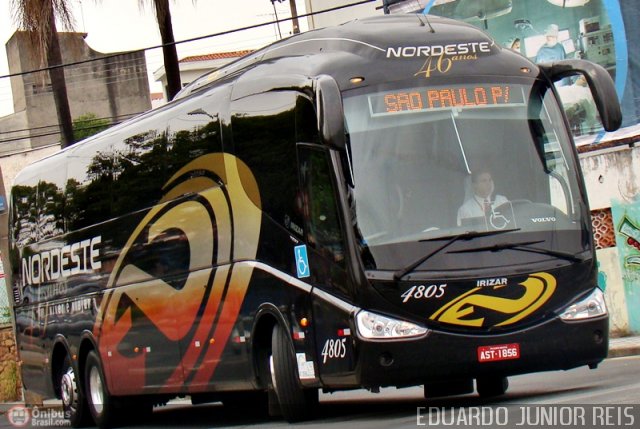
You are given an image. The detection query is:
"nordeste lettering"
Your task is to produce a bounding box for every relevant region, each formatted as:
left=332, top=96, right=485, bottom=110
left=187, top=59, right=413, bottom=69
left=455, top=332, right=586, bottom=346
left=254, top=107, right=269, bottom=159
left=386, top=42, right=492, bottom=58
left=21, top=236, right=102, bottom=286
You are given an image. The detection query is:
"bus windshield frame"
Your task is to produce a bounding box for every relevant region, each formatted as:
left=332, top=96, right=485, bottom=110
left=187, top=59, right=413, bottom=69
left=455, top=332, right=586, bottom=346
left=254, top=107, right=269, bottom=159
left=343, top=76, right=589, bottom=272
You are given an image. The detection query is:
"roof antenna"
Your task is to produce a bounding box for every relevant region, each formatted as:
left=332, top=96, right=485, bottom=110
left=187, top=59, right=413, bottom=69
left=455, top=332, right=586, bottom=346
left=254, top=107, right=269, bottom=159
left=418, top=13, right=436, bottom=33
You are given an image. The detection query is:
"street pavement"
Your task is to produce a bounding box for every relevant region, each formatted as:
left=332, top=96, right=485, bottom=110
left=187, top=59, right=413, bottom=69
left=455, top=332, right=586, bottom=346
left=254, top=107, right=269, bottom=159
left=1, top=335, right=639, bottom=418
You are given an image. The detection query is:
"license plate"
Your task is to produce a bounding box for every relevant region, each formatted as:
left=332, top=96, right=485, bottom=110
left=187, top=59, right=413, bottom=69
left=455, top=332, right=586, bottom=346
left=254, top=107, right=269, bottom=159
left=477, top=343, right=520, bottom=362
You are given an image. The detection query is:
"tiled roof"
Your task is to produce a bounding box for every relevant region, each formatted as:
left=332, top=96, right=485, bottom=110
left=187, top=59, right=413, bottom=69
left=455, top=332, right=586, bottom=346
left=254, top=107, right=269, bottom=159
left=179, top=50, right=254, bottom=63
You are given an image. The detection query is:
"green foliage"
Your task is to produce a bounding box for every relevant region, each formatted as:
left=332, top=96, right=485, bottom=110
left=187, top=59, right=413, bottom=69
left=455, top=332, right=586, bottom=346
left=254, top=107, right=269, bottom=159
left=72, top=113, right=110, bottom=142
left=0, top=359, right=19, bottom=402
left=0, top=307, right=10, bottom=321
left=11, top=114, right=221, bottom=253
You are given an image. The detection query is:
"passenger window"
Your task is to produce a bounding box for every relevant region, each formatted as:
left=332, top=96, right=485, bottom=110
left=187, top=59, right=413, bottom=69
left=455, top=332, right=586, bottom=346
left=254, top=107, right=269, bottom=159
left=298, top=147, right=345, bottom=266
left=231, top=92, right=304, bottom=238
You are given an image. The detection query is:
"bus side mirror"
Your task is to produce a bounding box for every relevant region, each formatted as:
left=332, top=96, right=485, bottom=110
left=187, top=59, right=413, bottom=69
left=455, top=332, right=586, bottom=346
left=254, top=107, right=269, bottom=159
left=315, top=75, right=346, bottom=150
left=540, top=59, right=622, bottom=132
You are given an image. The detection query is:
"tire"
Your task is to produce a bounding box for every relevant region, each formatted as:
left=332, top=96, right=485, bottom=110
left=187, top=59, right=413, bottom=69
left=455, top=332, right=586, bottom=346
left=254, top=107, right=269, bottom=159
left=60, top=356, right=90, bottom=427
left=270, top=324, right=318, bottom=422
left=476, top=376, right=509, bottom=398
left=84, top=350, right=118, bottom=429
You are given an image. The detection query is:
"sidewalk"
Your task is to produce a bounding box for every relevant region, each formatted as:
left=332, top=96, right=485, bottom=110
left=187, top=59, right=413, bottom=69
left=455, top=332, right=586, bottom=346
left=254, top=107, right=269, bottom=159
left=608, top=335, right=640, bottom=358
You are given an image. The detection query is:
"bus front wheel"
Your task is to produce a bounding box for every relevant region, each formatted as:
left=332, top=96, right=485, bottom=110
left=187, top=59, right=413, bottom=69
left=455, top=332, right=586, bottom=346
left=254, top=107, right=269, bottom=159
left=84, top=351, right=117, bottom=429
left=270, top=324, right=318, bottom=422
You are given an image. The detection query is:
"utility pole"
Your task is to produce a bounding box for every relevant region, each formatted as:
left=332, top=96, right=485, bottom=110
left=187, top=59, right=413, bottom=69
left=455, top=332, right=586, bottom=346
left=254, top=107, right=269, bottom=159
left=270, top=0, right=283, bottom=39
left=289, top=0, right=300, bottom=34
left=270, top=0, right=300, bottom=38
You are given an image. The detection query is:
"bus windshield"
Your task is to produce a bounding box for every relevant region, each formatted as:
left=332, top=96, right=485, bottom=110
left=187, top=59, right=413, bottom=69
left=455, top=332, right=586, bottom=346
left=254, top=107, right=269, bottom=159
left=343, top=78, right=588, bottom=270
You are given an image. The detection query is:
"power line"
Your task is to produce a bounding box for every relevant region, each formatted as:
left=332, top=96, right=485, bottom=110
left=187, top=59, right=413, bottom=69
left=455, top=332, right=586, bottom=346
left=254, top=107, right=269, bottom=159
left=0, top=0, right=377, bottom=80
left=0, top=1, right=379, bottom=145
left=0, top=117, right=132, bottom=145
left=0, top=112, right=141, bottom=137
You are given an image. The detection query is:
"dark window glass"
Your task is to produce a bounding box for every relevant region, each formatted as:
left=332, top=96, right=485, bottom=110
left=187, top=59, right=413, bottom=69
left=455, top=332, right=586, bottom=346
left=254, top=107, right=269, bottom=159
left=298, top=147, right=345, bottom=266
left=14, top=157, right=67, bottom=245
left=231, top=92, right=304, bottom=237
left=65, top=86, right=226, bottom=231
left=296, top=96, right=319, bottom=144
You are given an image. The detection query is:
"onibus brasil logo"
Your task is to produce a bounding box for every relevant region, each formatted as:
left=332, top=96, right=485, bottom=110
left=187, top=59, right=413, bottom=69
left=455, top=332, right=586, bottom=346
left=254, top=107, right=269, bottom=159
left=6, top=405, right=71, bottom=427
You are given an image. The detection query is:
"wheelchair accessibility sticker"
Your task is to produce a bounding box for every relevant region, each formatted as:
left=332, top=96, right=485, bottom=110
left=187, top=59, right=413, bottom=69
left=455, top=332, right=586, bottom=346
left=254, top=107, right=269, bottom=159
left=294, top=245, right=310, bottom=278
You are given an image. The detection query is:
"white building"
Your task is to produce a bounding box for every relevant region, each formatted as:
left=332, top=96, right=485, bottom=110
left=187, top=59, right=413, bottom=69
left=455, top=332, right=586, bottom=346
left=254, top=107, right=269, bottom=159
left=304, top=0, right=383, bottom=29
left=153, top=50, right=253, bottom=104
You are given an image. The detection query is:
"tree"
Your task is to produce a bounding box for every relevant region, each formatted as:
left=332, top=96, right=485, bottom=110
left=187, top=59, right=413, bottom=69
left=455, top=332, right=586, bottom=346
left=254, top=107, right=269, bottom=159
left=72, top=113, right=110, bottom=141
left=140, top=0, right=184, bottom=101
left=11, top=0, right=76, bottom=148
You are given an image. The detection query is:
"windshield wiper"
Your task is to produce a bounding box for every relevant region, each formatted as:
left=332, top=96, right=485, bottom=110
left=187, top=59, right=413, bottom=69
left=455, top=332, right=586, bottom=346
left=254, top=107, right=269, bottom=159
left=449, top=240, right=585, bottom=263
left=393, top=228, right=521, bottom=281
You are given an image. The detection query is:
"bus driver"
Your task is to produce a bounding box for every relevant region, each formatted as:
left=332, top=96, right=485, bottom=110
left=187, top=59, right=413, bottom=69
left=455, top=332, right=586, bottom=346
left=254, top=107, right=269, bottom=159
left=457, top=170, right=509, bottom=227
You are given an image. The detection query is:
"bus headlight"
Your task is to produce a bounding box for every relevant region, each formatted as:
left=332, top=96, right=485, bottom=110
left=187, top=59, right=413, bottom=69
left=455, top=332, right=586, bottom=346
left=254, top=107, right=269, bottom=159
left=356, top=310, right=428, bottom=339
left=560, top=288, right=607, bottom=321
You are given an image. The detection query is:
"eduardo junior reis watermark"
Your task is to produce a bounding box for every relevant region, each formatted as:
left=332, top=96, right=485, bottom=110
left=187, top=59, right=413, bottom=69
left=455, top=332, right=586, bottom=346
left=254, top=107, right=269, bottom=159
left=417, top=405, right=637, bottom=427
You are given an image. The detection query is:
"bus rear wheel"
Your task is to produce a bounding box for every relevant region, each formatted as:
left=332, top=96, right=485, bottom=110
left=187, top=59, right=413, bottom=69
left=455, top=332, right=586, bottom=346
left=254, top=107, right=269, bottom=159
left=270, top=324, right=318, bottom=422
left=84, top=351, right=117, bottom=429
left=476, top=376, right=509, bottom=397
left=60, top=356, right=90, bottom=427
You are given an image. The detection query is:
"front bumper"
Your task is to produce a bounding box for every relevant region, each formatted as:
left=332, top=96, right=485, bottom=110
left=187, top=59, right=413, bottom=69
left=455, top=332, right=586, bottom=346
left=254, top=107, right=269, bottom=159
left=355, top=315, right=608, bottom=389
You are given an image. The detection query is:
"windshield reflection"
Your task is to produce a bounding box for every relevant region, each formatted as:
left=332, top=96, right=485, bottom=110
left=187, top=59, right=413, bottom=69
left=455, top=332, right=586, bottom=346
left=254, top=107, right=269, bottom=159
left=343, top=79, right=586, bottom=268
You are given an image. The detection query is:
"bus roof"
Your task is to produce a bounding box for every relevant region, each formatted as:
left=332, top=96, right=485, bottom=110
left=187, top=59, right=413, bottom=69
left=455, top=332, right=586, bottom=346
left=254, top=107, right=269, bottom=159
left=177, top=14, right=537, bottom=99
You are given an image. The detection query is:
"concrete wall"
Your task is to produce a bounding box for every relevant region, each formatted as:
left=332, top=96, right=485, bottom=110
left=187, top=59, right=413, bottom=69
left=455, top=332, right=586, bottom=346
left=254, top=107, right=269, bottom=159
left=581, top=144, right=640, bottom=335
left=0, top=31, right=151, bottom=154
left=0, top=145, right=60, bottom=199
left=581, top=146, right=640, bottom=210
left=597, top=246, right=629, bottom=335
left=0, top=111, right=30, bottom=154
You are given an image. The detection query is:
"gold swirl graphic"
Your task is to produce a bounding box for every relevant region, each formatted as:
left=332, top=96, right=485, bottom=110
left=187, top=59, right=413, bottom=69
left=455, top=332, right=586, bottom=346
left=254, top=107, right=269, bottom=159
left=93, top=153, right=261, bottom=394
left=430, top=272, right=556, bottom=328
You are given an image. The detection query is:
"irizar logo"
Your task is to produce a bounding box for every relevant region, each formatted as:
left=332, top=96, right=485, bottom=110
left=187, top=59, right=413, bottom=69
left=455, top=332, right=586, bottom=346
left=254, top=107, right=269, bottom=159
left=386, top=42, right=492, bottom=58
left=476, top=277, right=508, bottom=287
left=430, top=272, right=556, bottom=328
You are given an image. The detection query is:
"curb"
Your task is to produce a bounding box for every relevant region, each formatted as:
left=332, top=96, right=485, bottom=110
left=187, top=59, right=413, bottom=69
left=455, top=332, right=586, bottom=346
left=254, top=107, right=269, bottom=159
left=608, top=346, right=640, bottom=359
left=0, top=402, right=61, bottom=415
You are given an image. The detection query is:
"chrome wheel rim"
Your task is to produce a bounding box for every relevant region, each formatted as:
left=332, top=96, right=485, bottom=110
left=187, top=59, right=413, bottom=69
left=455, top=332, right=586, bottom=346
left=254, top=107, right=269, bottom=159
left=269, top=355, right=277, bottom=392
left=89, top=366, right=104, bottom=415
left=61, top=367, right=77, bottom=411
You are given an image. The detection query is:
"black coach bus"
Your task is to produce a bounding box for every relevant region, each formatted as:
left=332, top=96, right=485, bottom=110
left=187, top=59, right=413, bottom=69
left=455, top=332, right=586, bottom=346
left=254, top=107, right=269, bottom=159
left=9, top=14, right=621, bottom=428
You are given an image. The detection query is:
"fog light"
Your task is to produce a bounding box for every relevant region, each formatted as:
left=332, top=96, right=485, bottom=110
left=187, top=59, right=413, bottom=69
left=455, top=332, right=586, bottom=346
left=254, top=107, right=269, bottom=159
left=593, top=330, right=604, bottom=344
left=379, top=352, right=394, bottom=367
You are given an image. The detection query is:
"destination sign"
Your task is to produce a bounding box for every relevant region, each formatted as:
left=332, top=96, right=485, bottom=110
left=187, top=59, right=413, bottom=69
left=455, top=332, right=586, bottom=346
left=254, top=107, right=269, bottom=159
left=369, top=84, right=525, bottom=116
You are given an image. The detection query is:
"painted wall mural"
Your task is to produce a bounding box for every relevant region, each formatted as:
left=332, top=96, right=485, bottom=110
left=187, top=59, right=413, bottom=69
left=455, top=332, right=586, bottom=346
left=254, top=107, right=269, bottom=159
left=611, top=201, right=640, bottom=333
left=387, top=0, right=640, bottom=144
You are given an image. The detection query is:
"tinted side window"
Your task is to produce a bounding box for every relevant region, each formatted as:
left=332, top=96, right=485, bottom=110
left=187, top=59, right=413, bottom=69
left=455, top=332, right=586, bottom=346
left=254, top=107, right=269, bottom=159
left=231, top=91, right=304, bottom=236
left=11, top=163, right=64, bottom=248
left=66, top=87, right=226, bottom=231
left=298, top=147, right=345, bottom=266
left=296, top=95, right=319, bottom=144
